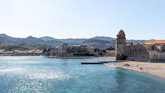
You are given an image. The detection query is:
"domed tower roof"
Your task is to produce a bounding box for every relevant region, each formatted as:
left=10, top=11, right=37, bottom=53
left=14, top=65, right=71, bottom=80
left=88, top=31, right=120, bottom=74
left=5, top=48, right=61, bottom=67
left=117, top=29, right=125, bottom=36
left=117, top=29, right=125, bottom=38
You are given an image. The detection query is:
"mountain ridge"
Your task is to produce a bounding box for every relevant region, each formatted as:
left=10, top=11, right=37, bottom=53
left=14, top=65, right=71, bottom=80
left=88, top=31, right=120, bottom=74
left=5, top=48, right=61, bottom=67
left=0, top=33, right=146, bottom=49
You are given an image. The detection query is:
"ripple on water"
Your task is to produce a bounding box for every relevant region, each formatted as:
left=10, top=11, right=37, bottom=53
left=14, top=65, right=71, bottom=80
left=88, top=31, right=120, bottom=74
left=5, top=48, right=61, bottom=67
left=0, top=57, right=165, bottom=93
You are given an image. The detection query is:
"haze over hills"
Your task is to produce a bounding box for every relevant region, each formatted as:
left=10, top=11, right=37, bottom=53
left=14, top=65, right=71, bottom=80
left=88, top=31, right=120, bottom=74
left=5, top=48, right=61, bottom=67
left=82, top=39, right=116, bottom=49
left=0, top=34, right=146, bottom=49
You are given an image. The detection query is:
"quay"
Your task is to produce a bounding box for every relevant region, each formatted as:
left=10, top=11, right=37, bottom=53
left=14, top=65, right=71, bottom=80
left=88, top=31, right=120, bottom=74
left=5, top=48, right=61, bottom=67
left=81, top=61, right=118, bottom=64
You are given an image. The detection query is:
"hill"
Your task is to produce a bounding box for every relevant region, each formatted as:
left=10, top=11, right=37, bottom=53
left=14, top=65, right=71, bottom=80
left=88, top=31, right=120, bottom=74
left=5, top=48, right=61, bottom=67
left=0, top=34, right=146, bottom=50
left=40, top=36, right=56, bottom=41
left=82, top=39, right=115, bottom=49
left=91, top=36, right=115, bottom=41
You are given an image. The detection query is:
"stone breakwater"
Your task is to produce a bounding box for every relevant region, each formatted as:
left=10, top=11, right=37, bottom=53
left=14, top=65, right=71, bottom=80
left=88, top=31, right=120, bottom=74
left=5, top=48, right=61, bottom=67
left=47, top=56, right=115, bottom=59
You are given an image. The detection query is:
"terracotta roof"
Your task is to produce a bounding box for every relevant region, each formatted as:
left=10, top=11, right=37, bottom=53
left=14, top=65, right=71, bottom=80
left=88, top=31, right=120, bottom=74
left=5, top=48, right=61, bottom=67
left=140, top=40, right=165, bottom=45
left=107, top=50, right=115, bottom=53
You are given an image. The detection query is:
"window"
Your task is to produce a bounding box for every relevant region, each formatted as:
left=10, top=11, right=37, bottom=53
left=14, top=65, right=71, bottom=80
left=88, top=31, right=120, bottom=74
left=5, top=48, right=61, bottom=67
left=154, top=55, right=158, bottom=58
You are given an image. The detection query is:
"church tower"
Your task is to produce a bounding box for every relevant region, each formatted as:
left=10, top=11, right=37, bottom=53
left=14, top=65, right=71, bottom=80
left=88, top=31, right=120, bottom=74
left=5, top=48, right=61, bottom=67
left=115, top=30, right=126, bottom=60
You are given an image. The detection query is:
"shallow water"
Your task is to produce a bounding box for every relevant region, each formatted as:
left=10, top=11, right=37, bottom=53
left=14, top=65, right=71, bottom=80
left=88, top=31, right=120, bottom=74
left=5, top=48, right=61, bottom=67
left=0, top=56, right=165, bottom=93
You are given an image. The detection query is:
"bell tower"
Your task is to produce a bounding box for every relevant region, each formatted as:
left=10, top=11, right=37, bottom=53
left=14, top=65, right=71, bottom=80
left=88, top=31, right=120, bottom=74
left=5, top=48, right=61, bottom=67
left=115, top=29, right=126, bottom=60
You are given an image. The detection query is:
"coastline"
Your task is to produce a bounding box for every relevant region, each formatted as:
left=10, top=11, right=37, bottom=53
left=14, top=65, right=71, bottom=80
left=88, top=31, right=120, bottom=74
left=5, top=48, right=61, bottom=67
left=105, top=61, right=165, bottom=78
left=47, top=56, right=115, bottom=59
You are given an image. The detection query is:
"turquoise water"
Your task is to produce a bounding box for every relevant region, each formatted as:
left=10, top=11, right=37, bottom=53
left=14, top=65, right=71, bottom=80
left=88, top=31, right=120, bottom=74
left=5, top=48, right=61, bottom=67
left=0, top=57, right=165, bottom=93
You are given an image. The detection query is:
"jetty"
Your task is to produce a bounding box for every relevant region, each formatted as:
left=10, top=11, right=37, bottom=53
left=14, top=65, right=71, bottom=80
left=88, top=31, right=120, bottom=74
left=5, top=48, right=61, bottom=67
left=81, top=61, right=118, bottom=64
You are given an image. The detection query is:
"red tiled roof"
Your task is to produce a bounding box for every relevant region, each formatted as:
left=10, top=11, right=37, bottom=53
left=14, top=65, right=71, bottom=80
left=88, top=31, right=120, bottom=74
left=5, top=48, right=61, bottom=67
left=107, top=50, right=115, bottom=53
left=140, top=40, right=165, bottom=45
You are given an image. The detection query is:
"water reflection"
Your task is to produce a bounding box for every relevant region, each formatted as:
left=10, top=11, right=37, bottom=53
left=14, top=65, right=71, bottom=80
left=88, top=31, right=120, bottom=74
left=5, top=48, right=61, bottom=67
left=0, top=57, right=164, bottom=93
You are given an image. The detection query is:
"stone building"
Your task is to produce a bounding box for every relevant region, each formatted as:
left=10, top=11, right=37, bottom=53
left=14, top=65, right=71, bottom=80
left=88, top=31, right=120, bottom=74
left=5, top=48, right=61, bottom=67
left=116, top=30, right=165, bottom=62
left=43, top=43, right=108, bottom=57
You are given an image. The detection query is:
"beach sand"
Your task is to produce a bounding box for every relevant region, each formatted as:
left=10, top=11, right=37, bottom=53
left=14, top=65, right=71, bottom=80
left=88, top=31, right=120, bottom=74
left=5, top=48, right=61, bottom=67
left=105, top=61, right=165, bottom=78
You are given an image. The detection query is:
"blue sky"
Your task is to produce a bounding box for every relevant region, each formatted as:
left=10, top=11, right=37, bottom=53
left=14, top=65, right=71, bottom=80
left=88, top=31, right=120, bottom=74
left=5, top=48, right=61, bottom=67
left=0, top=0, right=164, bottom=40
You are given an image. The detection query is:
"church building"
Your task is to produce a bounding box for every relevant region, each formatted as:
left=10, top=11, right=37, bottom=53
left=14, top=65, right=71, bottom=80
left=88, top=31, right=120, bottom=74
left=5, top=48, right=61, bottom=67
left=115, top=30, right=165, bottom=62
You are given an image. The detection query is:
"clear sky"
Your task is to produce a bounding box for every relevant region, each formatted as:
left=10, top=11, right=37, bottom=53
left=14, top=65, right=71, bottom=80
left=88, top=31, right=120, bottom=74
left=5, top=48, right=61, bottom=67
left=0, top=0, right=164, bottom=40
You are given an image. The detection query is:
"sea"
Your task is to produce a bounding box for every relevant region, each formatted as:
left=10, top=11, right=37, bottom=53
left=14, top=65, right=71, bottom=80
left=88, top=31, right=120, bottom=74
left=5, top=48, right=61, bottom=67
left=0, top=56, right=165, bottom=93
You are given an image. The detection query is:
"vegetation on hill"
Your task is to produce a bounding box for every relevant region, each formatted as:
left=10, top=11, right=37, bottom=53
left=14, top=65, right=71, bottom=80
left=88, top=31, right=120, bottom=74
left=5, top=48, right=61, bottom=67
left=0, top=33, right=146, bottom=50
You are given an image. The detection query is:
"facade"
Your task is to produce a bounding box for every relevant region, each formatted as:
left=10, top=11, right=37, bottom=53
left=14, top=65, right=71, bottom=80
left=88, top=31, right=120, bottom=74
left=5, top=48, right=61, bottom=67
left=0, top=49, right=43, bottom=56
left=116, top=30, right=165, bottom=62
left=43, top=43, right=108, bottom=57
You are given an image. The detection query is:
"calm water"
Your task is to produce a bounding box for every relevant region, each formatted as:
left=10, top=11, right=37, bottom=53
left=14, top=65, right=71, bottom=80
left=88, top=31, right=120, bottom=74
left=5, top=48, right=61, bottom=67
left=0, top=57, right=165, bottom=93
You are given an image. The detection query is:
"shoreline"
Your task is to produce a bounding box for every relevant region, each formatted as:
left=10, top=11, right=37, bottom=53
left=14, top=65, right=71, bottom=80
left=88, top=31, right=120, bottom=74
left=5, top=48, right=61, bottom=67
left=47, top=56, right=115, bottom=59
left=105, top=61, right=165, bottom=78
left=0, top=56, right=115, bottom=59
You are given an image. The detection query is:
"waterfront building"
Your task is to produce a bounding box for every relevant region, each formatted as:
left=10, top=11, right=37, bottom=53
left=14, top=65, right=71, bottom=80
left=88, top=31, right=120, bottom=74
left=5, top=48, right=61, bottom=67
left=43, top=43, right=108, bottom=57
left=116, top=30, right=165, bottom=62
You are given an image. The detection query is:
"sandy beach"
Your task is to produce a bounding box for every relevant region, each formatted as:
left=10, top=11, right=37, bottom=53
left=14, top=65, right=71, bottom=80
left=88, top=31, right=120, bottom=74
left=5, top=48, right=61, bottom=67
left=105, top=61, right=165, bottom=78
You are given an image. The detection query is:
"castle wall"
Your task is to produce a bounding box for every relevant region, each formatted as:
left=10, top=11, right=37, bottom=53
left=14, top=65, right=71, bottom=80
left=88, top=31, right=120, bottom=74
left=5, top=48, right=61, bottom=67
left=161, top=52, right=165, bottom=62
left=115, top=30, right=165, bottom=62
left=125, top=44, right=149, bottom=62
left=149, top=51, right=162, bottom=62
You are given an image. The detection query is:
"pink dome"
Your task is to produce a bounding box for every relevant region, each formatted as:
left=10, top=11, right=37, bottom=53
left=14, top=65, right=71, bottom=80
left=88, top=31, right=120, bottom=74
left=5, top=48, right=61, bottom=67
left=117, top=29, right=126, bottom=39
left=117, top=29, right=125, bottom=36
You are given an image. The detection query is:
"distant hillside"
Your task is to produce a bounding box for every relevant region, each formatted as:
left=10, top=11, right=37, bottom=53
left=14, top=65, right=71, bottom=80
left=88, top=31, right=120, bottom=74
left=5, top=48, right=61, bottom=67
left=0, top=34, right=64, bottom=47
left=40, top=36, right=115, bottom=44
left=40, top=36, right=87, bottom=43
left=91, top=36, right=115, bottom=41
left=58, top=38, right=87, bottom=43
left=0, top=33, right=146, bottom=50
left=45, top=40, right=64, bottom=46
left=82, top=39, right=115, bottom=49
left=82, top=38, right=145, bottom=49
left=58, top=36, right=115, bottom=43
left=0, top=34, right=21, bottom=42
left=17, top=36, right=45, bottom=45
left=0, top=44, right=50, bottom=51
left=127, top=40, right=146, bottom=43
left=0, top=37, right=16, bottom=45
left=17, top=36, right=64, bottom=47
left=40, top=36, right=56, bottom=41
